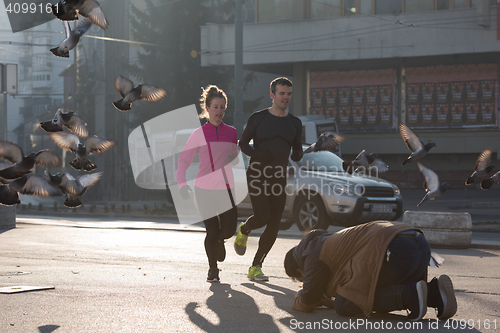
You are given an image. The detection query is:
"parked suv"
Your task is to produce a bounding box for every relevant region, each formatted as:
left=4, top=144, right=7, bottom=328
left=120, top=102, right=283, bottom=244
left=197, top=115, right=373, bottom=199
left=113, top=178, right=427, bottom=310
left=234, top=146, right=402, bottom=230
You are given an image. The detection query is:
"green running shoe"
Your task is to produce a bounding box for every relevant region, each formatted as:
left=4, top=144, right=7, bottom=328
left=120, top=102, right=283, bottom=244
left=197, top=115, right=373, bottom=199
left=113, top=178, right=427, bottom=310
left=248, top=265, right=269, bottom=281
left=234, top=223, right=248, bottom=256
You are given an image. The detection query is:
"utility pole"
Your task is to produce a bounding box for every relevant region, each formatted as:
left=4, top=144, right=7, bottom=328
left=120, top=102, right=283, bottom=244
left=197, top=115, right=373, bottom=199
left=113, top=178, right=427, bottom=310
left=0, top=64, right=18, bottom=141
left=234, top=0, right=244, bottom=138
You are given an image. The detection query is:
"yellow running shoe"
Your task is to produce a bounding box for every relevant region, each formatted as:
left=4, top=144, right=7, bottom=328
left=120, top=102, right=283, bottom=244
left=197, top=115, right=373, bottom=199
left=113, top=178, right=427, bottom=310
left=248, top=265, right=269, bottom=281
left=234, top=223, right=248, bottom=256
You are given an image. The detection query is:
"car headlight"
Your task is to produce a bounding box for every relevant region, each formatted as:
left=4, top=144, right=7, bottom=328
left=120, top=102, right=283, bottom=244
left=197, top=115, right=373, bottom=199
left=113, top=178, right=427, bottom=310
left=328, top=182, right=355, bottom=196
left=393, top=185, right=401, bottom=196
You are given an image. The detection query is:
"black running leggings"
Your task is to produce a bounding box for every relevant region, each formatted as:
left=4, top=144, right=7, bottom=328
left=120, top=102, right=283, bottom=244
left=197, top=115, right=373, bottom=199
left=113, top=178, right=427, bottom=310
left=241, top=163, right=287, bottom=267
left=195, top=187, right=237, bottom=268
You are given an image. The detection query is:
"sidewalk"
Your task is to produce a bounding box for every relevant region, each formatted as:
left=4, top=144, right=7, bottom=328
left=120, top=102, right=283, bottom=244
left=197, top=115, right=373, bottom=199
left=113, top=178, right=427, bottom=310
left=14, top=212, right=500, bottom=250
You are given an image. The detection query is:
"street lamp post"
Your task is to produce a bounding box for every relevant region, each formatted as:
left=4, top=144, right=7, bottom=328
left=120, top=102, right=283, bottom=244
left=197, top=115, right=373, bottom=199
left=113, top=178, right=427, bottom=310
left=234, top=0, right=244, bottom=138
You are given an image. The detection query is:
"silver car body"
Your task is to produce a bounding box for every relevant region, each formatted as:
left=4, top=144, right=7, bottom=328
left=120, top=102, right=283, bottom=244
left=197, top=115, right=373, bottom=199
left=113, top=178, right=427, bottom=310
left=234, top=146, right=402, bottom=229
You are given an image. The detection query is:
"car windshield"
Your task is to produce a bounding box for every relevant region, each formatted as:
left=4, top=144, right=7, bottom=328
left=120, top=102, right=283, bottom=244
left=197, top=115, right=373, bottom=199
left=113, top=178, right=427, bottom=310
left=296, top=151, right=344, bottom=172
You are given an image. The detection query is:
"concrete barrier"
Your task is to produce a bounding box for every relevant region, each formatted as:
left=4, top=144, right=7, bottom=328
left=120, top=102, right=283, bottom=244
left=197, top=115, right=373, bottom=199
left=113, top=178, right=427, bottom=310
left=0, top=205, right=16, bottom=230
left=403, top=210, right=472, bottom=248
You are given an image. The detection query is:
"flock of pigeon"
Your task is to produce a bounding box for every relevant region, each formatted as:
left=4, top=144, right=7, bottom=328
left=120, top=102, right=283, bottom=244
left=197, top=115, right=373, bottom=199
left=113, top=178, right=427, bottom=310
left=310, top=123, right=498, bottom=207
left=0, top=0, right=168, bottom=208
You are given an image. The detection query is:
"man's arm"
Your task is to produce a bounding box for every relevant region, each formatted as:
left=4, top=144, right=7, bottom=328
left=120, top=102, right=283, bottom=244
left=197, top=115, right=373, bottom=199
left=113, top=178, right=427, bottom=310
left=238, top=114, right=257, bottom=157
left=290, top=117, right=303, bottom=162
left=292, top=258, right=331, bottom=312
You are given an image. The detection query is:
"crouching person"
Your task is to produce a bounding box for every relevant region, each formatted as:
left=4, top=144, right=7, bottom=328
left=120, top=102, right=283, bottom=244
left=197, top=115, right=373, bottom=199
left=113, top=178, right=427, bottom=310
left=284, top=221, right=457, bottom=321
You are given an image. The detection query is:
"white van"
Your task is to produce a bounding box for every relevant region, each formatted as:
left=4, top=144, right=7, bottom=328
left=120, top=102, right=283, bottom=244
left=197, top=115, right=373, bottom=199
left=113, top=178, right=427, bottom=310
left=298, top=115, right=341, bottom=156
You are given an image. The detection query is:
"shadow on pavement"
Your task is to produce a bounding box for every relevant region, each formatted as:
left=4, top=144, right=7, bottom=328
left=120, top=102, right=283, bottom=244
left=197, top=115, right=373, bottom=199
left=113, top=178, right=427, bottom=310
left=0, top=228, right=15, bottom=235
left=241, top=282, right=482, bottom=332
left=185, top=283, right=278, bottom=333
left=38, top=325, right=60, bottom=333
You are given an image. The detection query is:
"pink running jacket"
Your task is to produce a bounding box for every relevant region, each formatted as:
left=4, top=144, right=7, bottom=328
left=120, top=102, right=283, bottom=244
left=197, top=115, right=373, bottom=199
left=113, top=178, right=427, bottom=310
left=177, top=121, right=238, bottom=190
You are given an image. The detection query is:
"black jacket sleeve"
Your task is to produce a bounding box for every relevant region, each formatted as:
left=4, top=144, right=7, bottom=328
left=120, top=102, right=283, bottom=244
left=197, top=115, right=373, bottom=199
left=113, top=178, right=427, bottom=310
left=239, top=113, right=257, bottom=157
left=301, top=256, right=331, bottom=305
left=290, top=116, right=303, bottom=162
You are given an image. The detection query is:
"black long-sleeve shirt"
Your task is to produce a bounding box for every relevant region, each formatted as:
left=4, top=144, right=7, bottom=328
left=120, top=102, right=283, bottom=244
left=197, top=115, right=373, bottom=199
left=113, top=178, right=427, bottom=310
left=239, top=109, right=303, bottom=167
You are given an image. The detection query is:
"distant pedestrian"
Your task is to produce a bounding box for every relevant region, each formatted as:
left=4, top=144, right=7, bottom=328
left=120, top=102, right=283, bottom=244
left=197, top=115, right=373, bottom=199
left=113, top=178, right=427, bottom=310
left=234, top=77, right=303, bottom=281
left=177, top=85, right=238, bottom=283
left=284, top=221, right=457, bottom=321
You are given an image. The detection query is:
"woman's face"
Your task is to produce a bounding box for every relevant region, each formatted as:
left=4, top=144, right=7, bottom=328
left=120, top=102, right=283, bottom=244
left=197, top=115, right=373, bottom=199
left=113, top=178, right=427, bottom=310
left=207, top=97, right=226, bottom=125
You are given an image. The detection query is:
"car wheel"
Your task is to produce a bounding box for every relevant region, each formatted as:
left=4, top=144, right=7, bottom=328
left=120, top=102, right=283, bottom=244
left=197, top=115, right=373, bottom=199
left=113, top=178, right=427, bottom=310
left=294, top=195, right=330, bottom=231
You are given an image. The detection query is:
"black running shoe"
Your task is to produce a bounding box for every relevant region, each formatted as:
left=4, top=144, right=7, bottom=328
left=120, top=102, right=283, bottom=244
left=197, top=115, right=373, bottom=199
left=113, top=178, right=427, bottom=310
left=217, top=240, right=226, bottom=262
left=207, top=268, right=220, bottom=283
left=428, top=275, right=457, bottom=320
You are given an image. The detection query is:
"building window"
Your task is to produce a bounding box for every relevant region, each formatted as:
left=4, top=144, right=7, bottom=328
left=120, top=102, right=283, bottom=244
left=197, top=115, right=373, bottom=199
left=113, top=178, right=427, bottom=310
left=376, top=0, right=403, bottom=14
left=310, top=0, right=341, bottom=19
left=405, top=0, right=433, bottom=12
left=454, top=0, right=469, bottom=9
left=244, top=0, right=256, bottom=23
left=436, top=0, right=450, bottom=10
left=343, top=0, right=357, bottom=16
left=258, top=0, right=294, bottom=22
left=360, top=0, right=373, bottom=15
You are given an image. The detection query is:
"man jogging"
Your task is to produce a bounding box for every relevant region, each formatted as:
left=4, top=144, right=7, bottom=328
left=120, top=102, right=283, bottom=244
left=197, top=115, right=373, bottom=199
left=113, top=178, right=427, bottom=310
left=234, top=77, right=303, bottom=281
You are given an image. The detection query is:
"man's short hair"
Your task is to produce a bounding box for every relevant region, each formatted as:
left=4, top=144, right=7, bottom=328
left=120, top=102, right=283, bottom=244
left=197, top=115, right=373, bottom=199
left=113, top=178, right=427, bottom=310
left=284, top=246, right=301, bottom=280
left=270, top=77, right=292, bottom=94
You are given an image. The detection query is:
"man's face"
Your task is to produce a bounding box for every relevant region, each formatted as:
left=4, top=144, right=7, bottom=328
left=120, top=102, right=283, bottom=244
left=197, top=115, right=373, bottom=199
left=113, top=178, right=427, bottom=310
left=271, top=84, right=293, bottom=110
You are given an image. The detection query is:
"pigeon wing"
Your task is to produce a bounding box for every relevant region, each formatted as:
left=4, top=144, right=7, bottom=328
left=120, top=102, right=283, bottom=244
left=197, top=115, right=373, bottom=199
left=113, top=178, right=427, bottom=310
left=140, top=84, right=168, bottom=101
left=72, top=18, right=92, bottom=36
left=34, top=150, right=62, bottom=168
left=49, top=132, right=80, bottom=153
left=353, top=150, right=369, bottom=167
left=399, top=123, right=423, bottom=152
left=370, top=158, right=389, bottom=173
left=60, top=172, right=80, bottom=195
left=474, top=148, right=492, bottom=172
left=303, top=143, right=315, bottom=154
left=77, top=172, right=103, bottom=192
left=0, top=141, right=24, bottom=163
left=86, top=135, right=115, bottom=154
left=315, top=132, right=345, bottom=152
left=64, top=113, right=89, bottom=138
left=417, top=162, right=439, bottom=192
left=22, top=175, right=62, bottom=197
left=114, top=76, right=134, bottom=97
left=76, top=0, right=109, bottom=29
left=0, top=159, right=13, bottom=171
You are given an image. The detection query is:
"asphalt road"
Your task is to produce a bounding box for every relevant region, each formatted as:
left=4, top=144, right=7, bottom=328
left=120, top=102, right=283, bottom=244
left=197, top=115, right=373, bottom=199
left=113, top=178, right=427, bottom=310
left=1, top=223, right=500, bottom=333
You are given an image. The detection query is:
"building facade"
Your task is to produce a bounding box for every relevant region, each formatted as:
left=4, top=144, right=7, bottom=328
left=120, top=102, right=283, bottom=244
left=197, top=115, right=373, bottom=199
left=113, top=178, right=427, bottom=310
left=201, top=0, right=500, bottom=188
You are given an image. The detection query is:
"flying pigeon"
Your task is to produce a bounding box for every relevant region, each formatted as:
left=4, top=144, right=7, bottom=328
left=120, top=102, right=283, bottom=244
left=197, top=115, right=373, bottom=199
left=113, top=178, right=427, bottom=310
left=0, top=183, right=20, bottom=206
left=50, top=20, right=92, bottom=58
left=112, top=75, right=168, bottom=111
left=466, top=148, right=495, bottom=186
left=416, top=162, right=448, bottom=207
left=49, top=132, right=115, bottom=172
left=303, top=131, right=345, bottom=154
left=0, top=174, right=62, bottom=206
left=44, top=170, right=103, bottom=208
left=342, top=150, right=389, bottom=175
left=480, top=171, right=500, bottom=190
left=40, top=109, right=89, bottom=138
left=52, top=0, right=109, bottom=30
left=0, top=141, right=61, bottom=180
left=399, top=123, right=437, bottom=166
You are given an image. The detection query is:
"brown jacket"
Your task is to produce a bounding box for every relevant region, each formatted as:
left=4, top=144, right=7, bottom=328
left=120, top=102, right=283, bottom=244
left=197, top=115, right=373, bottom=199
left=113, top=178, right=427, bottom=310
left=293, top=221, right=420, bottom=316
